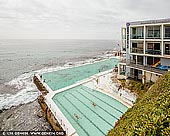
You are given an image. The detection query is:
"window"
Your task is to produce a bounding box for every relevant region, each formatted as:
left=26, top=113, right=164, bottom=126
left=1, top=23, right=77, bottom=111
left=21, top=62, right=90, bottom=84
left=164, top=26, right=170, bottom=38
left=146, top=43, right=161, bottom=55
left=131, top=27, right=144, bottom=39
left=147, top=26, right=160, bottom=38
left=137, top=56, right=143, bottom=65
left=164, top=43, right=170, bottom=55
left=147, top=57, right=154, bottom=65
left=136, top=27, right=144, bottom=38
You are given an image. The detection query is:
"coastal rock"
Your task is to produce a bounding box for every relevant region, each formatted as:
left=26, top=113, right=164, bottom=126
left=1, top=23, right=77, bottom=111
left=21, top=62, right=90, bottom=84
left=37, top=111, right=43, bottom=118
left=0, top=99, right=52, bottom=131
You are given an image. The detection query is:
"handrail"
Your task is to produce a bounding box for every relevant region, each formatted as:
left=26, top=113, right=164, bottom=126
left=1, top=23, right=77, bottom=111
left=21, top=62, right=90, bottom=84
left=145, top=49, right=161, bottom=55
left=127, top=61, right=166, bottom=75
left=130, top=48, right=144, bottom=53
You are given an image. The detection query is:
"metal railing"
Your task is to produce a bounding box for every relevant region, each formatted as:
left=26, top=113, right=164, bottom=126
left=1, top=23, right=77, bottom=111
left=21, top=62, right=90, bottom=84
left=127, top=60, right=166, bottom=75
left=146, top=32, right=160, bottom=39
left=131, top=34, right=144, bottom=39
left=164, top=50, right=170, bottom=55
left=128, top=74, right=142, bottom=81
left=164, top=33, right=170, bottom=39
left=130, top=48, right=144, bottom=54
left=145, top=49, right=161, bottom=55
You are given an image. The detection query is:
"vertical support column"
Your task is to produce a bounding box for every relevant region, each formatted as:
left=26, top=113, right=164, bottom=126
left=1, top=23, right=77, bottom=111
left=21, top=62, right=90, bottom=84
left=161, top=24, right=164, bottom=56
left=144, top=25, right=146, bottom=55
left=142, top=70, right=145, bottom=84
left=143, top=56, right=146, bottom=66
left=126, top=23, right=131, bottom=78
left=121, top=28, right=123, bottom=52
left=129, top=27, right=131, bottom=57
left=118, top=63, right=120, bottom=75
left=145, top=56, right=147, bottom=66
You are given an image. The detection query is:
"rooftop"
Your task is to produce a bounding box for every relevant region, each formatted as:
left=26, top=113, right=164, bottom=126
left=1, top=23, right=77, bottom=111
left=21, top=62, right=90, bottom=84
left=126, top=18, right=170, bottom=26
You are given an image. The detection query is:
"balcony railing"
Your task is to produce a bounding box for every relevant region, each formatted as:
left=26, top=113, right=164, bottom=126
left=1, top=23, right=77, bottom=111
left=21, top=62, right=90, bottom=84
left=119, top=59, right=126, bottom=63
left=164, top=32, right=170, bottom=39
left=127, top=60, right=166, bottom=75
left=131, top=48, right=144, bottom=54
left=145, top=49, right=161, bottom=55
left=129, top=74, right=142, bottom=80
left=146, top=33, right=160, bottom=39
left=131, top=34, right=144, bottom=39
left=164, top=50, right=170, bottom=55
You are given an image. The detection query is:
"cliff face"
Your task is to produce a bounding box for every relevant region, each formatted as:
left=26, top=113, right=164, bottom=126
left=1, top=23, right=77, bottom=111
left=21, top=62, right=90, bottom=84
left=108, top=72, right=170, bottom=136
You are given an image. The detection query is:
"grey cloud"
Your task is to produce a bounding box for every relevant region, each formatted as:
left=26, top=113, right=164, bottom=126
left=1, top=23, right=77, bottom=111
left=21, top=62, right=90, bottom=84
left=0, top=0, right=169, bottom=39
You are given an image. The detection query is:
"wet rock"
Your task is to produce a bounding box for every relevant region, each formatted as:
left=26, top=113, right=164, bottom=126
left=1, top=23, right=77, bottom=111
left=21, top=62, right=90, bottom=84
left=37, top=111, right=43, bottom=118
left=0, top=99, right=53, bottom=131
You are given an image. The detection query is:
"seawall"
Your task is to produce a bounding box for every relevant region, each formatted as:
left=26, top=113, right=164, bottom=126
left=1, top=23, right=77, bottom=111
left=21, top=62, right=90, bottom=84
left=33, top=76, right=63, bottom=132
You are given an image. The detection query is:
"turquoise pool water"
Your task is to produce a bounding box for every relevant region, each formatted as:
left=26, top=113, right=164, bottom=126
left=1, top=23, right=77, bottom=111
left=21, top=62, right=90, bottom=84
left=52, top=85, right=128, bottom=136
left=42, top=58, right=118, bottom=91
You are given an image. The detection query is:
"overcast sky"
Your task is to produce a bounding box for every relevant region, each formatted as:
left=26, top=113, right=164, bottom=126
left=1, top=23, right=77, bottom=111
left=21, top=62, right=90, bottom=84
left=0, top=0, right=169, bottom=39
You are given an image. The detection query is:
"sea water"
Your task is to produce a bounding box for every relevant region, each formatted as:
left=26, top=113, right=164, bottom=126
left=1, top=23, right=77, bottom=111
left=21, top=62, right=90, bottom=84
left=0, top=39, right=119, bottom=110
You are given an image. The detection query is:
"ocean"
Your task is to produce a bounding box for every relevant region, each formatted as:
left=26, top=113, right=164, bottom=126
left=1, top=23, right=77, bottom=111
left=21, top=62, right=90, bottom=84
left=0, top=39, right=119, bottom=110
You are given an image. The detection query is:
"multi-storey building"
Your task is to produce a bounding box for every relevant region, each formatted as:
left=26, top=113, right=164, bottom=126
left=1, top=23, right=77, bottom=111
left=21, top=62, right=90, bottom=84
left=119, top=18, right=170, bottom=83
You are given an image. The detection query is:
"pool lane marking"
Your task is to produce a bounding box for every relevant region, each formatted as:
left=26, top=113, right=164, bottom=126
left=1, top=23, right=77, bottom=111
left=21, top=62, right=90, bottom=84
left=63, top=95, right=106, bottom=135
left=76, top=90, right=119, bottom=120
left=81, top=86, right=124, bottom=114
left=69, top=92, right=114, bottom=127
left=54, top=98, right=90, bottom=136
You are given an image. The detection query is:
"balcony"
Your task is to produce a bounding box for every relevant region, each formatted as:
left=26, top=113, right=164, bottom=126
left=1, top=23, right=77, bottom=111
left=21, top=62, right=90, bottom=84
left=131, top=48, right=144, bottom=54
left=164, top=49, right=170, bottom=55
left=131, top=34, right=144, bottom=39
left=164, top=26, right=170, bottom=39
left=127, top=60, right=166, bottom=75
left=145, top=49, right=161, bottom=55
left=129, top=73, right=142, bottom=81
left=146, top=26, right=161, bottom=39
left=146, top=32, right=160, bottom=39
left=131, top=27, right=144, bottom=39
left=164, top=43, right=170, bottom=56
left=164, top=33, right=170, bottom=39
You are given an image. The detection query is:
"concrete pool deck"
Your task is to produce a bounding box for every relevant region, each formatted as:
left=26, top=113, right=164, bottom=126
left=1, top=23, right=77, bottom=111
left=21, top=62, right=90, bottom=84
left=34, top=58, right=136, bottom=136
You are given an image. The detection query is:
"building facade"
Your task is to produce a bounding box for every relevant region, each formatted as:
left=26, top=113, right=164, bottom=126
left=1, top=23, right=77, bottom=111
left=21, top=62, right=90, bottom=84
left=119, top=18, right=170, bottom=83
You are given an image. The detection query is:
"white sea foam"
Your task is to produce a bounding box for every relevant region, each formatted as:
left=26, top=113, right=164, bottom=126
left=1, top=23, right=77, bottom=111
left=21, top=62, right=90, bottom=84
left=0, top=65, right=64, bottom=110
left=0, top=53, right=115, bottom=110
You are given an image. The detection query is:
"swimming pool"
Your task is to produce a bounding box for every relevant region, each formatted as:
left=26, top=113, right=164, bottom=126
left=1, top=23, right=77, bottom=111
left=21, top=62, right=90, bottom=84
left=52, top=85, right=128, bottom=136
left=42, top=58, right=118, bottom=91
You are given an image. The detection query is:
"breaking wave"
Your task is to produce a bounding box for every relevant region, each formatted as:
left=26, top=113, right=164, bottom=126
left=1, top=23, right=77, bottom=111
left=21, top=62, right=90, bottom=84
left=0, top=53, right=115, bottom=110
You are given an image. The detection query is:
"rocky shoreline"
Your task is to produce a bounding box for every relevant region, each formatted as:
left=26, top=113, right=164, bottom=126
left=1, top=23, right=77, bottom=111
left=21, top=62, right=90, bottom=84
left=0, top=99, right=52, bottom=131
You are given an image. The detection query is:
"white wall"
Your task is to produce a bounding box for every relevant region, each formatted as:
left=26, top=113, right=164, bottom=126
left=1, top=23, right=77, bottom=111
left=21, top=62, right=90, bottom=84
left=145, top=72, right=159, bottom=82
left=161, top=58, right=170, bottom=66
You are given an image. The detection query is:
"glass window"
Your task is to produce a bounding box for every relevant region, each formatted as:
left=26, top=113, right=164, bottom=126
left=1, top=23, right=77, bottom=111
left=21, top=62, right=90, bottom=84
left=131, top=27, right=143, bottom=39
left=147, top=26, right=160, bottom=38
left=165, top=26, right=170, bottom=38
